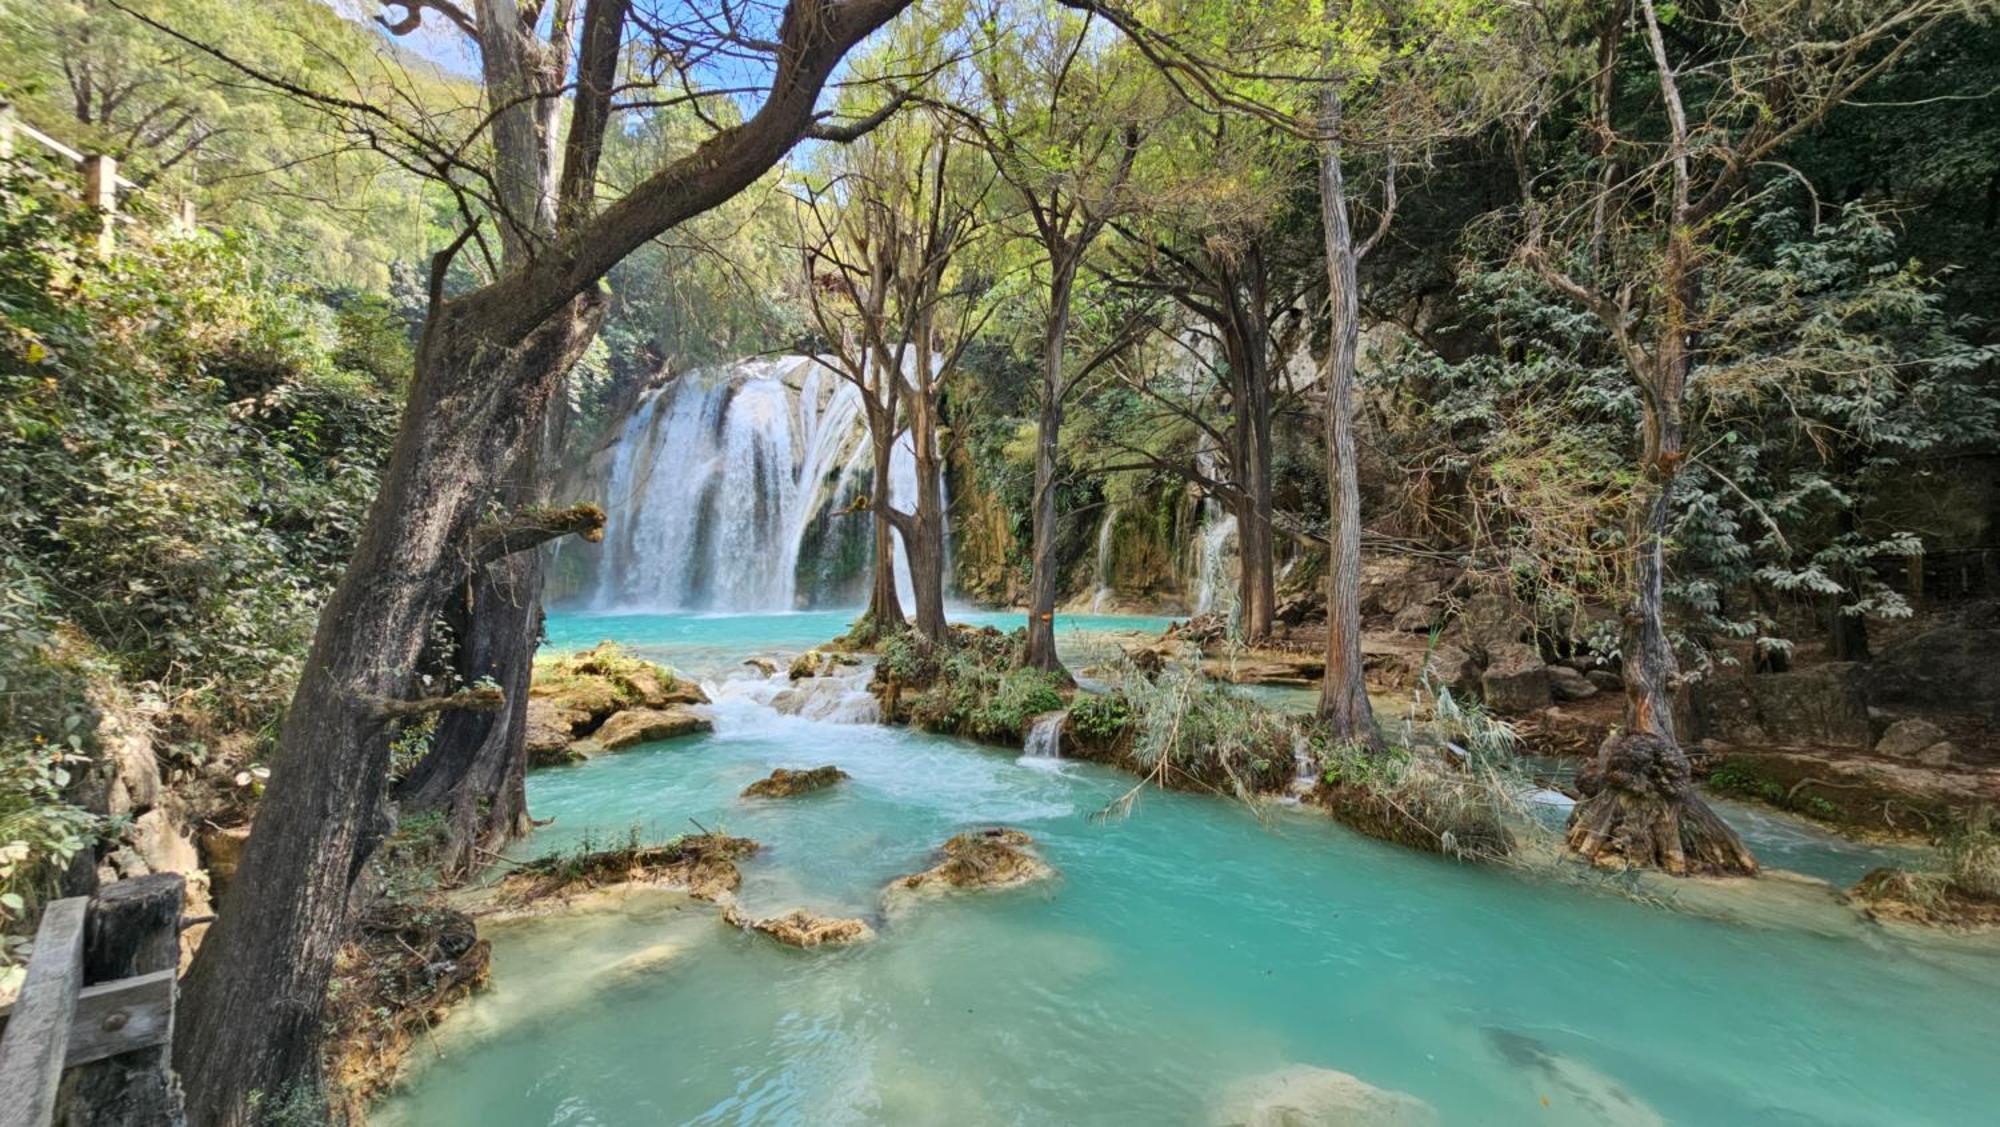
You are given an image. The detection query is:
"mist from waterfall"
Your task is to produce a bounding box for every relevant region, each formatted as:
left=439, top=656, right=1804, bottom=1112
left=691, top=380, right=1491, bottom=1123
left=589, top=356, right=943, bottom=612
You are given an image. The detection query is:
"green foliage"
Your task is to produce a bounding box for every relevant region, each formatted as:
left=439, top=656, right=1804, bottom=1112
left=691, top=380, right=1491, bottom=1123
left=1067, top=691, right=1133, bottom=743
left=1120, top=664, right=1296, bottom=795
left=0, top=159, right=397, bottom=729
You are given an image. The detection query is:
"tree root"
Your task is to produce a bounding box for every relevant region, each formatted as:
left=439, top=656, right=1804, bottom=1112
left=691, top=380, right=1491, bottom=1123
left=1565, top=732, right=1758, bottom=876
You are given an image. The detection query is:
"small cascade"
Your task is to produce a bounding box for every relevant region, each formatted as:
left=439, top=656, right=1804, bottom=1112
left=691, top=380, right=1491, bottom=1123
left=705, top=659, right=881, bottom=725
left=1022, top=711, right=1067, bottom=759
left=1192, top=502, right=1239, bottom=617
left=1089, top=505, right=1119, bottom=612
left=1289, top=732, right=1318, bottom=797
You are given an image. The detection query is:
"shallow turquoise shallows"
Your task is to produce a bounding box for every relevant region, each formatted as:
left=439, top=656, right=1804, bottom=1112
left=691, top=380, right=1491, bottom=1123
left=378, top=612, right=2000, bottom=1126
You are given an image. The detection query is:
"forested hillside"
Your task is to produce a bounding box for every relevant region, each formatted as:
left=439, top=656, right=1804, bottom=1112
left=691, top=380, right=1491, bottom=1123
left=3, top=1, right=1999, bottom=1123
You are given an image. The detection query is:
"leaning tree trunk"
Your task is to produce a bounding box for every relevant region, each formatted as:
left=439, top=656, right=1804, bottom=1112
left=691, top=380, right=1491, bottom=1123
left=1315, top=87, right=1381, bottom=748
left=174, top=291, right=602, bottom=1124
left=1024, top=282, right=1073, bottom=676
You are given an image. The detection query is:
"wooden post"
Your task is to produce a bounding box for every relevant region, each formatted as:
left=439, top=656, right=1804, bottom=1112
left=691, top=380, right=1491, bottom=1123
left=0, top=899, right=87, bottom=1127
left=55, top=874, right=185, bottom=1127
left=81, top=154, right=118, bottom=255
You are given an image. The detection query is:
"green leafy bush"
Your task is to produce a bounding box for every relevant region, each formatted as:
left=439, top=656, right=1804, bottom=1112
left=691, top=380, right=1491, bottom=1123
left=1067, top=692, right=1133, bottom=744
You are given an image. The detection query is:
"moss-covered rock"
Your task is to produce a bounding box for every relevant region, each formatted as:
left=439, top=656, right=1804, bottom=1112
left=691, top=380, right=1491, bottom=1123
left=881, top=827, right=1055, bottom=914
left=741, top=765, right=849, bottom=799
left=722, top=905, right=873, bottom=948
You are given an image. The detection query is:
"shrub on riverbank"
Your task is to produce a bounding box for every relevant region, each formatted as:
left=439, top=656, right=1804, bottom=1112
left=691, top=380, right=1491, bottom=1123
left=876, top=626, right=1067, bottom=744
left=1851, top=809, right=2000, bottom=929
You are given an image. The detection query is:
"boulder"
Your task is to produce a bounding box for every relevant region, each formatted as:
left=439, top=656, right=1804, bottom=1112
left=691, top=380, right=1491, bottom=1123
left=530, top=642, right=707, bottom=728
left=722, top=906, right=873, bottom=948
left=1916, top=741, right=1959, bottom=768
left=789, top=650, right=827, bottom=680
left=1390, top=601, right=1441, bottom=634
left=1212, top=1065, right=1439, bottom=1127
left=743, top=656, right=782, bottom=676
left=1875, top=718, right=1948, bottom=759
left=741, top=765, right=849, bottom=799
left=1700, top=663, right=1871, bottom=749
left=524, top=698, right=587, bottom=766
left=1480, top=643, right=1550, bottom=714
left=1869, top=625, right=2000, bottom=721
left=1586, top=669, right=1624, bottom=692
left=1547, top=664, right=1599, bottom=702
left=1420, top=643, right=1481, bottom=698
left=1457, top=580, right=1532, bottom=650
left=882, top=827, right=1055, bottom=913
left=584, top=706, right=711, bottom=753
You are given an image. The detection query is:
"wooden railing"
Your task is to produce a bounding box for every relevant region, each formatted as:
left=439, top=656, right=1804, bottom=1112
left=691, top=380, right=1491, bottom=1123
left=0, top=102, right=195, bottom=251
left=0, top=875, right=187, bottom=1127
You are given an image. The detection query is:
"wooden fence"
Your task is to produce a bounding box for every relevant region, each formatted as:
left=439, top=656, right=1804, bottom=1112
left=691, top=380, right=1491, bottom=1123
left=0, top=102, right=195, bottom=251
left=0, top=875, right=187, bottom=1127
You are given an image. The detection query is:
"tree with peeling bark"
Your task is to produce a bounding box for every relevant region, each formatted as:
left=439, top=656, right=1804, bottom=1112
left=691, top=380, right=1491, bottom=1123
left=149, top=0, right=919, bottom=1118
left=1511, top=0, right=1973, bottom=875
left=963, top=0, right=1156, bottom=675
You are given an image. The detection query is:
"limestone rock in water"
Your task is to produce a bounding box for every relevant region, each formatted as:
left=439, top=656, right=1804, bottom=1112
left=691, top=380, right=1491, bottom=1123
left=723, top=905, right=874, bottom=948
left=493, top=833, right=760, bottom=910
left=1875, top=717, right=1948, bottom=759
left=789, top=650, right=826, bottom=680
left=525, top=698, right=589, bottom=766
left=1565, top=733, right=1757, bottom=876
left=1547, top=664, right=1599, bottom=702
left=602, top=942, right=683, bottom=982
left=1483, top=1030, right=1664, bottom=1127
left=742, top=765, right=849, bottom=799
left=585, top=705, right=711, bottom=752
left=1211, top=1065, right=1439, bottom=1127
left=743, top=656, right=782, bottom=676
left=882, top=827, right=1055, bottom=913
left=1480, top=642, right=1550, bottom=714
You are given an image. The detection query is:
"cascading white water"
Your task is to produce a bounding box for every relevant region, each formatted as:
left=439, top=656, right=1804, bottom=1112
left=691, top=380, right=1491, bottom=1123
left=590, top=355, right=948, bottom=612
left=1192, top=502, right=1239, bottom=616
left=1022, top=711, right=1066, bottom=759
left=1089, top=505, right=1119, bottom=612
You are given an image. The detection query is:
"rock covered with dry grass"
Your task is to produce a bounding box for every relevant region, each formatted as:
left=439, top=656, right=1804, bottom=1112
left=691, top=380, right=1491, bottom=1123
left=741, top=765, right=849, bottom=799
left=527, top=641, right=711, bottom=764
left=492, top=832, right=760, bottom=910
left=1848, top=809, right=2000, bottom=930
left=881, top=827, right=1055, bottom=913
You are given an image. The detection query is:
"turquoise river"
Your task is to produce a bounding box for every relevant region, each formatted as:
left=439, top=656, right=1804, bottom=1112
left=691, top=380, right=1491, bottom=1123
left=377, top=610, right=2000, bottom=1126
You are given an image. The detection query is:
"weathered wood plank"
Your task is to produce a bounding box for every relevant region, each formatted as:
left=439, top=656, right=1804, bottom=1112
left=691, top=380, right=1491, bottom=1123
left=0, top=897, right=87, bottom=1127
left=62, top=971, right=175, bottom=1069
left=58, top=874, right=185, bottom=1127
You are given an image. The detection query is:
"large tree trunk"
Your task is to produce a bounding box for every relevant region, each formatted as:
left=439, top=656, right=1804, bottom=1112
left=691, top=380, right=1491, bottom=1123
left=1315, top=88, right=1381, bottom=748
left=1231, top=329, right=1277, bottom=643
left=175, top=293, right=600, bottom=1123
left=1024, top=272, right=1073, bottom=675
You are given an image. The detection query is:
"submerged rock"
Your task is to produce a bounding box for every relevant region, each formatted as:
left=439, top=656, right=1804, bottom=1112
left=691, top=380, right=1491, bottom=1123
left=1483, top=1030, right=1664, bottom=1127
left=882, top=827, right=1055, bottom=913
left=722, top=905, right=873, bottom=948
left=741, top=765, right=850, bottom=799
left=1211, top=1065, right=1439, bottom=1127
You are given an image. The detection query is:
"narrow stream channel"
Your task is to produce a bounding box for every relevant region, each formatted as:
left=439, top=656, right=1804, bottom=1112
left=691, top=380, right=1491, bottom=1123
left=377, top=612, right=2000, bottom=1126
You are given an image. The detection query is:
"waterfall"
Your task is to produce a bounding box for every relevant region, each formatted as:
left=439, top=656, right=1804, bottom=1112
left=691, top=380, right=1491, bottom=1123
left=1192, top=501, right=1239, bottom=617
left=589, top=355, right=948, bottom=612
left=1089, top=505, right=1119, bottom=613
left=1022, top=711, right=1066, bottom=759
